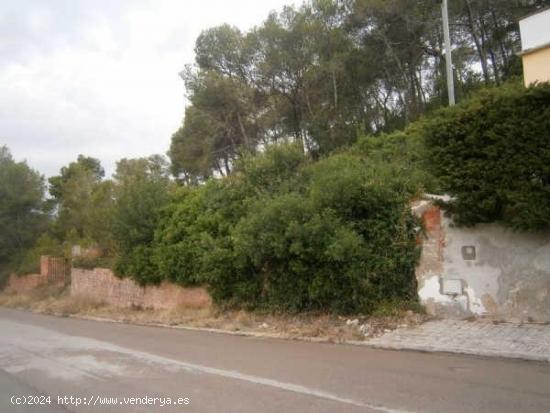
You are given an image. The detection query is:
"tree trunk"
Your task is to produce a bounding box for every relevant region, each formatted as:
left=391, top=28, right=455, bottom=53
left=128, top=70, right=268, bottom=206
left=465, top=0, right=490, bottom=84
left=332, top=67, right=338, bottom=110
left=236, top=111, right=250, bottom=149
left=491, top=10, right=509, bottom=71
left=477, top=13, right=500, bottom=84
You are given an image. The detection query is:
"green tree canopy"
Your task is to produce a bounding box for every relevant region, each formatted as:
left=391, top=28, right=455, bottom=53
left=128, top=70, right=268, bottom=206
left=47, top=155, right=112, bottom=244
left=0, top=146, right=47, bottom=277
left=170, top=0, right=549, bottom=182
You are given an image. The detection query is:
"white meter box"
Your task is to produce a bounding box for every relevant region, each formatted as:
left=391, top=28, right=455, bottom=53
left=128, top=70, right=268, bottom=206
left=441, top=278, right=463, bottom=296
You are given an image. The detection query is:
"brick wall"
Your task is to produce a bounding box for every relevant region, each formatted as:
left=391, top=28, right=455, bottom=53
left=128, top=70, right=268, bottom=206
left=7, top=273, right=48, bottom=293
left=70, top=267, right=211, bottom=310
left=416, top=204, right=445, bottom=278
left=6, top=256, right=69, bottom=293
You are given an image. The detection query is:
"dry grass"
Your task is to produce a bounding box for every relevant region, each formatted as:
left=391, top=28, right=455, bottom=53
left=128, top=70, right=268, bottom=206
left=0, top=286, right=429, bottom=342
left=0, top=285, right=106, bottom=316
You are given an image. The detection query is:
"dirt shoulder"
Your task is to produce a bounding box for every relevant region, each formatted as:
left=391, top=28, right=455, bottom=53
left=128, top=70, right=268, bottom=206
left=0, top=285, right=430, bottom=343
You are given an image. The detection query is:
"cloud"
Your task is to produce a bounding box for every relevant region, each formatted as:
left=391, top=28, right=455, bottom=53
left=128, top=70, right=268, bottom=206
left=0, top=0, right=299, bottom=177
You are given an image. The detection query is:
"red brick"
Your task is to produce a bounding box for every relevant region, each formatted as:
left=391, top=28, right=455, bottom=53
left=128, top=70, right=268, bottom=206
left=7, top=273, right=47, bottom=293
left=70, top=268, right=211, bottom=310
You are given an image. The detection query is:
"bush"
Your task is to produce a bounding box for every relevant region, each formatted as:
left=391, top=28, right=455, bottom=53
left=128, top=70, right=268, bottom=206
left=114, top=245, right=161, bottom=285
left=72, top=256, right=114, bottom=270
left=233, top=143, right=306, bottom=195
left=352, top=124, right=439, bottom=197
left=154, top=144, right=307, bottom=288
left=154, top=145, right=420, bottom=314
left=110, top=156, right=172, bottom=284
left=153, top=186, right=213, bottom=286
left=425, top=82, right=550, bottom=230
left=14, top=234, right=64, bottom=275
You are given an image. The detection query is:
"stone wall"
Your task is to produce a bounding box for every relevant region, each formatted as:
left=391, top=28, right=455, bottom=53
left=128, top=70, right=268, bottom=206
left=414, top=198, right=550, bottom=322
left=70, top=267, right=211, bottom=310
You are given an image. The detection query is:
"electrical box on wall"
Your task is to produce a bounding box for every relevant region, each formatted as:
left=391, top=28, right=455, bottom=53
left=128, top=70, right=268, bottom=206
left=461, top=245, right=476, bottom=260
left=441, top=278, right=463, bottom=296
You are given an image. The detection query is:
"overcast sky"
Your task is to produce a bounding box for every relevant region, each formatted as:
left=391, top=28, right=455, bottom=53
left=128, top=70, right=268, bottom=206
left=0, top=0, right=299, bottom=178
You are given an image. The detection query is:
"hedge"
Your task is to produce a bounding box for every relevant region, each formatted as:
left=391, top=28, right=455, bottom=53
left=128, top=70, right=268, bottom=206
left=152, top=145, right=421, bottom=313
left=425, top=82, right=550, bottom=230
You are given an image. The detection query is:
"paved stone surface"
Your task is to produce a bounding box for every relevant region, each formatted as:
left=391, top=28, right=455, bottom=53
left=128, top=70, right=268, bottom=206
left=367, top=319, right=550, bottom=362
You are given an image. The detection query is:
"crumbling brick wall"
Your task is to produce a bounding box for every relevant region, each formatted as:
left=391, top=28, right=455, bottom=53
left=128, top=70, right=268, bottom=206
left=7, top=273, right=47, bottom=293
left=6, top=256, right=69, bottom=293
left=70, top=267, right=211, bottom=310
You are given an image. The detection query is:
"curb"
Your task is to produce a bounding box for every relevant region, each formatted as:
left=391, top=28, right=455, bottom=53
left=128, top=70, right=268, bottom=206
left=69, top=315, right=550, bottom=363
left=40, top=310, right=343, bottom=344
left=356, top=341, right=550, bottom=363
left=16, top=308, right=550, bottom=363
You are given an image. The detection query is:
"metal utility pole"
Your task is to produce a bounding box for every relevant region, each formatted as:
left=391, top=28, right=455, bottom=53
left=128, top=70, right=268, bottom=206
left=441, top=0, right=455, bottom=106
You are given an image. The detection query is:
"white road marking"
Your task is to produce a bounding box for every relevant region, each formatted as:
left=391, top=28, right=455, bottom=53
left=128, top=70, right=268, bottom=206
left=0, top=319, right=413, bottom=413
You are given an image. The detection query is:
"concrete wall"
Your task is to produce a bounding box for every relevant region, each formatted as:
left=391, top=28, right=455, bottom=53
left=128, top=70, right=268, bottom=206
left=71, top=267, right=211, bottom=310
left=415, top=201, right=550, bottom=322
left=519, top=7, right=550, bottom=86
left=522, top=46, right=550, bottom=86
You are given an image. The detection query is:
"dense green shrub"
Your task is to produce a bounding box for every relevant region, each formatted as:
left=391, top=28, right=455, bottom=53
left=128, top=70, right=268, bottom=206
left=153, top=144, right=308, bottom=286
left=14, top=234, right=64, bottom=276
left=72, top=256, right=114, bottom=270
left=352, top=125, right=439, bottom=197
left=425, top=83, right=550, bottom=230
left=110, top=156, right=172, bottom=284
left=233, top=144, right=307, bottom=195
left=114, top=245, right=161, bottom=284
left=153, top=144, right=420, bottom=314
left=153, top=186, right=213, bottom=285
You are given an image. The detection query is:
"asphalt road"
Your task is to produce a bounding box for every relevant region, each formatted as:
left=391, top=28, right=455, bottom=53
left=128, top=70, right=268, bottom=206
left=1, top=308, right=549, bottom=413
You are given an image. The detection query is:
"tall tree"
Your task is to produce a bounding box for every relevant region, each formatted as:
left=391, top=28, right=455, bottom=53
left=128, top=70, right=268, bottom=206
left=48, top=155, right=111, bottom=243
left=0, top=146, right=47, bottom=274
left=169, top=0, right=549, bottom=181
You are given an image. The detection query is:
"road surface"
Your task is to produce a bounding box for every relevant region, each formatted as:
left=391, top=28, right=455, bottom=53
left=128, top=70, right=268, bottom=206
left=1, top=308, right=549, bottom=412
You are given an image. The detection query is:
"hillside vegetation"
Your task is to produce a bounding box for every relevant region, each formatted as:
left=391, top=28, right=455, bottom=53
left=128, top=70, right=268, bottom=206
left=2, top=0, right=549, bottom=314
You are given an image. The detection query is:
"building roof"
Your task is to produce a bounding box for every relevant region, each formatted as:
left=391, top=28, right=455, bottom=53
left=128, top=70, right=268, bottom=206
left=519, top=6, right=550, bottom=51
left=518, top=40, right=550, bottom=56
left=519, top=5, right=550, bottom=22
